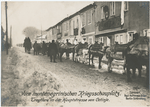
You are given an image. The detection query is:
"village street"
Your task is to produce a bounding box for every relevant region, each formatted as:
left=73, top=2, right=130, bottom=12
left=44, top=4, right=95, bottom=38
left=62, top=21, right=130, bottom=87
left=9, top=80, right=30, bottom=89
left=1, top=47, right=150, bottom=107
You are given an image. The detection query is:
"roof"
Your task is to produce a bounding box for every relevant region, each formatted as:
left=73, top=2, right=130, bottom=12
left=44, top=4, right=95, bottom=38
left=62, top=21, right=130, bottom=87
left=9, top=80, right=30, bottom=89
left=45, top=3, right=95, bottom=32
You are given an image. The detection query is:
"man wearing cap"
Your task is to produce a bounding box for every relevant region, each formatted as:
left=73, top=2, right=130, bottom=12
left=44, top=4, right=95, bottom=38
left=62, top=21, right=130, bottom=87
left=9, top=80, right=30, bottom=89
left=48, top=40, right=58, bottom=63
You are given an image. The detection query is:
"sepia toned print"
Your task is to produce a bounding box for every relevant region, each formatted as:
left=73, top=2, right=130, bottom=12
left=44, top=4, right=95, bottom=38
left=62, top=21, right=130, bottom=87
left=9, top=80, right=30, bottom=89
left=1, top=1, right=149, bottom=107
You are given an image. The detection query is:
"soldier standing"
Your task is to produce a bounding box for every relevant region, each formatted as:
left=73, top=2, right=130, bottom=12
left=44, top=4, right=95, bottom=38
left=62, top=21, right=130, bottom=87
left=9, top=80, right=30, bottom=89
left=66, top=39, right=70, bottom=59
left=42, top=41, right=47, bottom=55
left=48, top=40, right=58, bottom=63
left=33, top=41, right=38, bottom=55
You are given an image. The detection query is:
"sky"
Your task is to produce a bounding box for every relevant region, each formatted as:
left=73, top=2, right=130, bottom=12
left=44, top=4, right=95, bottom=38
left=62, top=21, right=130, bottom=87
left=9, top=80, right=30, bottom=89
left=1, top=1, right=93, bottom=45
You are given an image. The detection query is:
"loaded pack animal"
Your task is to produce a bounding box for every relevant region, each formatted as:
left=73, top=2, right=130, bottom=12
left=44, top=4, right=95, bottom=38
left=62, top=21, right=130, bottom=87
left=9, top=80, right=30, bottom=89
left=124, top=36, right=149, bottom=86
left=23, top=37, right=32, bottom=54
left=74, top=42, right=89, bottom=63
left=106, top=41, right=133, bottom=73
left=106, top=33, right=149, bottom=85
left=88, top=42, right=108, bottom=69
left=56, top=41, right=76, bottom=62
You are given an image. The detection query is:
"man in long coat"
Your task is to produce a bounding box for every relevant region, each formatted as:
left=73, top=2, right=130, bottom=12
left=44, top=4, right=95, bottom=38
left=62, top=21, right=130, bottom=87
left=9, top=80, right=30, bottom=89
left=42, top=41, right=47, bottom=55
left=48, top=40, right=58, bottom=62
left=23, top=37, right=28, bottom=52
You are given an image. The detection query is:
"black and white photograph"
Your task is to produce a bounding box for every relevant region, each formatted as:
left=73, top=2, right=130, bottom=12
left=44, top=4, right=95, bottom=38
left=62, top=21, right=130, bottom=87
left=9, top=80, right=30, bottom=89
left=1, top=1, right=150, bottom=107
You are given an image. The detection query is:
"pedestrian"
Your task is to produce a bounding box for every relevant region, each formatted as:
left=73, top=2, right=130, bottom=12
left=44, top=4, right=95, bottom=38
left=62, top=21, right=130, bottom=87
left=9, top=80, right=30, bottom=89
left=66, top=39, right=70, bottom=59
left=74, top=39, right=78, bottom=45
left=66, top=39, right=70, bottom=44
left=42, top=41, right=47, bottom=55
left=27, top=37, right=32, bottom=51
left=33, top=41, right=40, bottom=55
left=23, top=37, right=28, bottom=52
left=48, top=40, right=58, bottom=63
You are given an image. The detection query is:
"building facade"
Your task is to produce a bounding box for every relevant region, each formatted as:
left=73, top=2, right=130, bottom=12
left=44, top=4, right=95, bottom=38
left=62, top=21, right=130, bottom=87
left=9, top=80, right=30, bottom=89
left=79, top=4, right=95, bottom=44
left=45, top=2, right=149, bottom=45
left=68, top=14, right=81, bottom=44
left=46, top=27, right=53, bottom=42
left=94, top=1, right=149, bottom=46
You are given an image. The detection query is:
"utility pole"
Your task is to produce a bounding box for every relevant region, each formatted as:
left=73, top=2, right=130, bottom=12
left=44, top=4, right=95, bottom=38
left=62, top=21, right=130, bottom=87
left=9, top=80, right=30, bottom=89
left=41, top=25, right=42, bottom=42
left=5, top=1, right=8, bottom=54
left=10, top=25, right=12, bottom=47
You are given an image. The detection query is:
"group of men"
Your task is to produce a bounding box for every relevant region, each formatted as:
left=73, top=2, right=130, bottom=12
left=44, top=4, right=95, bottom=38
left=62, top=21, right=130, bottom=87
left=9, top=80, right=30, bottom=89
left=31, top=38, right=87, bottom=63
left=33, top=40, right=58, bottom=63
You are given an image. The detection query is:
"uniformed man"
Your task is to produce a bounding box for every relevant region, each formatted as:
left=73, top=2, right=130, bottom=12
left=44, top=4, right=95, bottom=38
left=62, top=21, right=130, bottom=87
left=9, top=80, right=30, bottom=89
left=42, top=41, right=47, bottom=55
left=66, top=39, right=70, bottom=59
left=48, top=40, right=58, bottom=63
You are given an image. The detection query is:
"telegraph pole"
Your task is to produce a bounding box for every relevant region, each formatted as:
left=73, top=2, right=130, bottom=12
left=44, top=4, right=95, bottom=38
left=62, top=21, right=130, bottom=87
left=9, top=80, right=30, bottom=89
left=10, top=25, right=12, bottom=47
left=5, top=1, right=8, bottom=54
left=41, top=25, right=42, bottom=42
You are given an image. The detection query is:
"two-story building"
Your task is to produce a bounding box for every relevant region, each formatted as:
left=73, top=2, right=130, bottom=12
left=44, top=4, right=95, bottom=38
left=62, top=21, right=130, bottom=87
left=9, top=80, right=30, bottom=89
left=60, top=17, right=70, bottom=43
left=94, top=1, right=149, bottom=46
left=45, top=2, right=149, bottom=45
left=68, top=12, right=82, bottom=44
left=79, top=4, right=95, bottom=44
left=46, top=27, right=53, bottom=42
left=53, top=4, right=96, bottom=44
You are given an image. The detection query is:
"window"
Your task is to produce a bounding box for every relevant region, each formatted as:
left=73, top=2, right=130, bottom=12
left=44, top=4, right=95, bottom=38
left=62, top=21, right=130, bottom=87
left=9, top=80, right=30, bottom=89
left=87, top=10, right=92, bottom=24
left=124, top=1, right=129, bottom=11
left=88, top=37, right=93, bottom=44
left=111, top=2, right=115, bottom=16
left=143, top=29, right=150, bottom=37
left=64, top=23, right=66, bottom=31
left=106, top=37, right=110, bottom=46
left=101, top=6, right=104, bottom=19
left=99, top=37, right=103, bottom=43
left=66, top=22, right=68, bottom=31
left=115, top=35, right=119, bottom=43
left=73, top=20, right=75, bottom=28
left=120, top=35, right=123, bottom=44
left=129, top=33, right=133, bottom=41
left=52, top=28, right=55, bottom=35
left=127, top=31, right=135, bottom=42
left=82, top=13, right=86, bottom=26
left=60, top=26, right=61, bottom=32
left=115, top=33, right=126, bottom=44
left=77, top=18, right=79, bottom=28
left=71, top=20, right=73, bottom=35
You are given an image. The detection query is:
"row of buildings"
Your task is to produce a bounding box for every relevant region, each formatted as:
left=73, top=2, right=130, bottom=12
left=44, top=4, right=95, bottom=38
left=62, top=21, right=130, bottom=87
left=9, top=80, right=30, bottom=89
left=44, top=1, right=149, bottom=46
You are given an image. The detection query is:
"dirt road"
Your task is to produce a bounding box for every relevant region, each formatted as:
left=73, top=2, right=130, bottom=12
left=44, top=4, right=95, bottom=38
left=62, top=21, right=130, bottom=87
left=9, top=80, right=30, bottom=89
left=1, top=47, right=149, bottom=107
